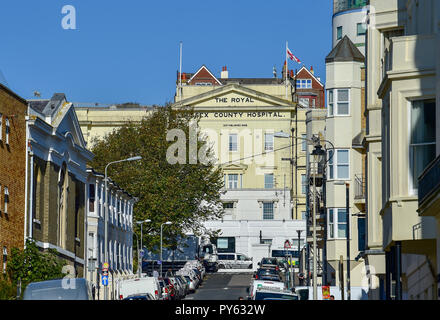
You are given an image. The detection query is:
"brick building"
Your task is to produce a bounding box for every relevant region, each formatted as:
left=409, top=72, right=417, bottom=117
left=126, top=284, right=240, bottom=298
left=0, top=83, right=27, bottom=274
left=294, top=66, right=325, bottom=109
left=27, top=93, right=94, bottom=277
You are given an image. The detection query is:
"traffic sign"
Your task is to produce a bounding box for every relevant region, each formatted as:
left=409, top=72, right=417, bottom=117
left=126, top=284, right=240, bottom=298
left=284, top=240, right=291, bottom=249
left=102, top=262, right=109, bottom=271
left=102, top=275, right=108, bottom=286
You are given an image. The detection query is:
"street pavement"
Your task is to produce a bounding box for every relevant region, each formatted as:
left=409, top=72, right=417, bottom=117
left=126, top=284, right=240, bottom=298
left=184, top=273, right=253, bottom=300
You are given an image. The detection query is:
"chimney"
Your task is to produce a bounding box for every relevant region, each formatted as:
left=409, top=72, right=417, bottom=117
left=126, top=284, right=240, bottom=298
left=310, top=66, right=314, bottom=75
left=221, top=66, right=229, bottom=79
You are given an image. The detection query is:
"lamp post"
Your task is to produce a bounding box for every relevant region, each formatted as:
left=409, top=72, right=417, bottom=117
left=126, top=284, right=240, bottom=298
left=160, top=221, right=172, bottom=277
left=136, top=219, right=151, bottom=277
left=311, top=144, right=325, bottom=300
left=104, top=156, right=142, bottom=300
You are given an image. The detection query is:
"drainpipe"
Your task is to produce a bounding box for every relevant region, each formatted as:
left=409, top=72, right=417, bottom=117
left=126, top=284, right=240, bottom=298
left=29, top=150, right=34, bottom=241
left=23, top=111, right=30, bottom=246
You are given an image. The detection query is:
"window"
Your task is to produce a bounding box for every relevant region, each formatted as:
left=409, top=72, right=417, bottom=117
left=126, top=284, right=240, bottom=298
left=2, top=247, right=7, bottom=274
left=301, top=174, right=307, bottom=194
left=223, top=202, right=234, bottom=209
left=409, top=99, right=436, bottom=191
left=358, top=217, right=366, bottom=251
left=4, top=187, right=8, bottom=214
left=264, top=133, right=274, bottom=151
left=328, top=90, right=334, bottom=116
left=296, top=79, right=312, bottom=89
left=5, top=118, right=9, bottom=145
left=228, top=174, right=238, bottom=189
left=301, top=211, right=307, bottom=220
left=215, top=237, right=236, bottom=253
left=229, top=134, right=238, bottom=152
left=337, top=26, right=343, bottom=40
left=328, top=89, right=349, bottom=116
left=302, top=134, right=307, bottom=151
left=264, top=173, right=274, bottom=189
left=89, top=184, right=95, bottom=213
left=357, top=23, right=367, bottom=36
left=328, top=208, right=348, bottom=239
left=328, top=149, right=350, bottom=180
left=263, top=202, right=274, bottom=220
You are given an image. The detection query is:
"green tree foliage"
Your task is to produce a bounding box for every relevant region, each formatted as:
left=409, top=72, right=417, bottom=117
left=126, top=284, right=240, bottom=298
left=89, top=105, right=224, bottom=252
left=6, top=240, right=66, bottom=296
left=0, top=275, right=16, bottom=300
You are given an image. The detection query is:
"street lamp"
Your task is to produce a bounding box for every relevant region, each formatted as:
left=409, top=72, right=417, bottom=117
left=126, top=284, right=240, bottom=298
left=311, top=143, right=325, bottom=300
left=104, top=155, right=142, bottom=300
left=160, top=221, right=172, bottom=277
left=136, top=219, right=151, bottom=277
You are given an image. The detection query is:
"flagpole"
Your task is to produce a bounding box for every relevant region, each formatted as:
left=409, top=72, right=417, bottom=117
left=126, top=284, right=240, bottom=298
left=285, top=41, right=288, bottom=99
left=179, top=41, right=183, bottom=101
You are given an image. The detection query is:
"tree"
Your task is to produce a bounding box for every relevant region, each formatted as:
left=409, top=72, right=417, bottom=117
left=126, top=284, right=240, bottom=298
left=89, top=105, right=224, bottom=252
left=6, top=240, right=66, bottom=297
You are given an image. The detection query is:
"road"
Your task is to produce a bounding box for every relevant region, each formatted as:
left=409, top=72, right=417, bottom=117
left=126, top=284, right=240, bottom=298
left=184, top=273, right=253, bottom=300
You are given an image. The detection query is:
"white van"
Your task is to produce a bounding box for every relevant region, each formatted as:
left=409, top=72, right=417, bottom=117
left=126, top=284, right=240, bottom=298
left=295, top=286, right=369, bottom=300
left=118, top=277, right=162, bottom=300
left=217, top=253, right=253, bottom=269
left=247, top=279, right=286, bottom=300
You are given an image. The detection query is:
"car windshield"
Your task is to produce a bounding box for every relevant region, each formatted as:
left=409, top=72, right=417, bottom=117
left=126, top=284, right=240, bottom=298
left=257, top=269, right=278, bottom=275
left=261, top=258, right=277, bottom=265
left=255, top=291, right=298, bottom=300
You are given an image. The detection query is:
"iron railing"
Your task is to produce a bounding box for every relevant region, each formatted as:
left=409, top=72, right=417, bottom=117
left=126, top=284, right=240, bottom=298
left=418, top=155, right=440, bottom=205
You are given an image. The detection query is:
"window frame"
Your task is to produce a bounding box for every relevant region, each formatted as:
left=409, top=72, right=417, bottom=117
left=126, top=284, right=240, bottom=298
left=357, top=22, right=367, bottom=36
left=328, top=208, right=350, bottom=240
left=264, top=173, right=274, bottom=189
left=229, top=133, right=238, bottom=152
left=337, top=26, right=343, bottom=40
left=327, top=149, right=350, bottom=180
left=408, top=99, right=436, bottom=195
left=227, top=173, right=239, bottom=189
left=262, top=202, right=274, bottom=220
left=264, top=133, right=274, bottom=151
left=296, top=79, right=312, bottom=89
left=327, top=88, right=350, bottom=117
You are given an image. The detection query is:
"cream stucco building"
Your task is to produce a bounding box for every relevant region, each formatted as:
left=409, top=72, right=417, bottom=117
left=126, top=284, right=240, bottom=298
left=365, top=0, right=439, bottom=300
left=74, top=103, right=152, bottom=147
left=172, top=65, right=317, bottom=267
left=323, top=35, right=368, bottom=290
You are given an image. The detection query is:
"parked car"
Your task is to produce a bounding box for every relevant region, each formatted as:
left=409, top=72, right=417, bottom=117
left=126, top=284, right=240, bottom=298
left=254, top=268, right=282, bottom=282
left=123, top=293, right=155, bottom=300
left=175, top=275, right=189, bottom=296
left=253, top=287, right=299, bottom=300
left=218, top=253, right=253, bottom=269
left=118, top=277, right=162, bottom=300
left=247, top=279, right=286, bottom=300
left=163, top=277, right=178, bottom=300
left=258, top=257, right=282, bottom=271
left=23, top=278, right=93, bottom=300
left=184, top=275, right=197, bottom=293
left=170, top=277, right=185, bottom=299
left=158, top=279, right=171, bottom=300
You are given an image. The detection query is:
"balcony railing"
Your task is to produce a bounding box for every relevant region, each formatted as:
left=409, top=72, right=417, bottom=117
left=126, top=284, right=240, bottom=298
left=354, top=174, right=365, bottom=200
left=418, top=155, right=440, bottom=205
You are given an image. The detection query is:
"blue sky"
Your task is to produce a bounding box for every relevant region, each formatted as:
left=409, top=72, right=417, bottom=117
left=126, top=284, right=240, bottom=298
left=0, top=1, right=332, bottom=105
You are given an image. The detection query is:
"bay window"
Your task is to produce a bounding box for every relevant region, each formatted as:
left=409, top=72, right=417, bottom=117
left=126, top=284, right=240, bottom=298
left=327, top=88, right=350, bottom=116
left=328, top=208, right=348, bottom=239
left=409, top=99, right=436, bottom=192
left=328, top=149, right=350, bottom=180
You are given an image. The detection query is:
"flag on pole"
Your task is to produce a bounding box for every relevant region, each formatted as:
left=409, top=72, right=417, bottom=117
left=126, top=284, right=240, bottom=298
left=287, top=47, right=301, bottom=64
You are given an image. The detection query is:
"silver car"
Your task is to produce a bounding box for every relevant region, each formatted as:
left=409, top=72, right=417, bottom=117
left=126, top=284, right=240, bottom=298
left=23, top=278, right=93, bottom=300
